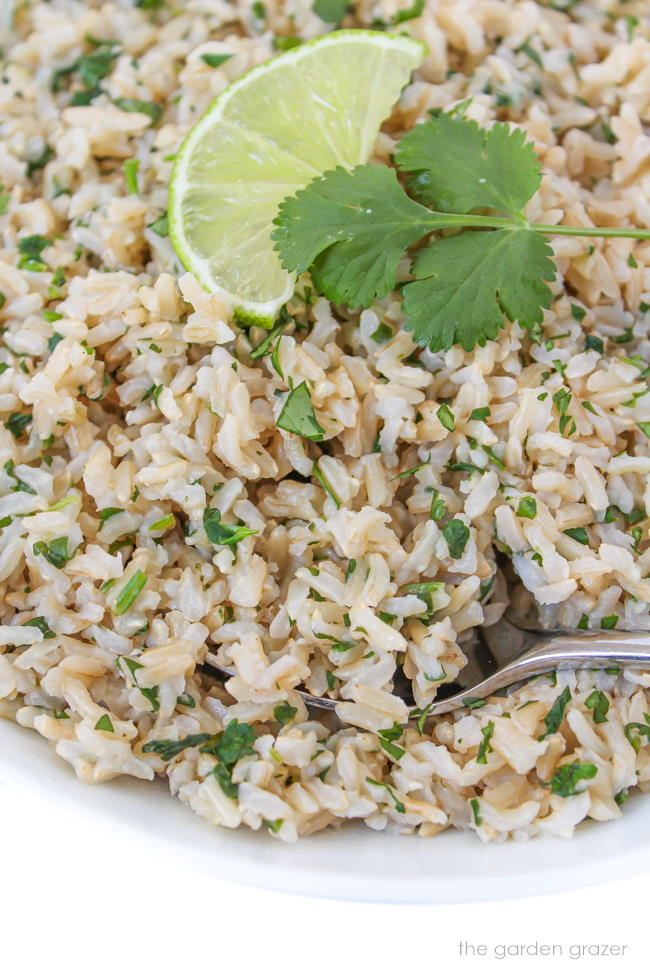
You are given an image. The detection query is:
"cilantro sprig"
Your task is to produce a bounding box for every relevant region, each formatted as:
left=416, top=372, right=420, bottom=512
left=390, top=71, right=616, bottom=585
left=273, top=113, right=650, bottom=352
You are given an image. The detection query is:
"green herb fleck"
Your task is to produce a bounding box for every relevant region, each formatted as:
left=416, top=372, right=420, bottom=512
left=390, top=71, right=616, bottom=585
left=517, top=496, right=537, bottom=519
left=4, top=412, right=32, bottom=439
left=477, top=721, right=495, bottom=764
left=95, top=714, right=114, bottom=732
left=203, top=508, right=257, bottom=548
left=469, top=407, right=490, bottom=422
left=274, top=703, right=297, bottom=726
left=437, top=403, right=455, bottom=431
left=123, top=158, right=139, bottom=195
left=142, top=733, right=212, bottom=761
left=277, top=381, right=324, bottom=440
left=114, top=97, right=162, bottom=126
left=470, top=797, right=482, bottom=826
left=17, top=235, right=51, bottom=272
left=200, top=53, right=233, bottom=68
left=21, top=616, right=55, bottom=639
left=540, top=686, right=571, bottom=738
left=33, top=537, right=71, bottom=569
left=600, top=615, right=618, bottom=630
left=543, top=761, right=597, bottom=797
left=563, top=526, right=588, bottom=545
left=585, top=689, right=609, bottom=724
left=312, top=462, right=341, bottom=508
left=114, top=570, right=147, bottom=615
left=443, top=519, right=469, bottom=559
left=312, top=0, right=349, bottom=23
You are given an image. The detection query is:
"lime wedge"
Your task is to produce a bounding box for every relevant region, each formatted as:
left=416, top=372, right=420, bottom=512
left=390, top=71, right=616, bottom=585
left=168, top=30, right=424, bottom=325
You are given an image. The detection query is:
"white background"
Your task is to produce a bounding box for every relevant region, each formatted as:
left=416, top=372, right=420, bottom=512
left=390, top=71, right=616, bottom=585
left=0, top=778, right=644, bottom=975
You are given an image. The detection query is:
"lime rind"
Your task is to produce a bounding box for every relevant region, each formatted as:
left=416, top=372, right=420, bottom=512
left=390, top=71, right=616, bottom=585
left=169, top=30, right=425, bottom=324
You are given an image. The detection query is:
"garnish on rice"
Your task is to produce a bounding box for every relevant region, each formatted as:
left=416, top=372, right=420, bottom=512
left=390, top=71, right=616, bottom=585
left=273, top=112, right=650, bottom=352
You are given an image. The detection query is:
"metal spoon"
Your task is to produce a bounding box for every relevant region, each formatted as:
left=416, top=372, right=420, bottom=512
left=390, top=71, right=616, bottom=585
left=202, top=616, right=650, bottom=722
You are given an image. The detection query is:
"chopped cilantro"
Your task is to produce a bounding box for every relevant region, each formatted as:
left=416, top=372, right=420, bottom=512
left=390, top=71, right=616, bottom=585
left=143, top=733, right=213, bottom=761
left=21, top=616, right=55, bottom=638
left=33, top=537, right=71, bottom=569
left=516, top=496, right=537, bottom=519
left=95, top=714, right=114, bottom=732
left=477, top=721, right=495, bottom=764
left=123, top=158, right=139, bottom=195
left=98, top=507, right=124, bottom=527
left=312, top=462, right=341, bottom=508
left=274, top=703, right=297, bottom=726
left=469, top=407, right=490, bottom=421
left=203, top=507, right=257, bottom=548
left=369, top=322, right=393, bottom=344
left=277, top=382, right=324, bottom=440
left=600, top=615, right=618, bottom=630
left=365, top=776, right=405, bottom=814
left=312, top=0, right=349, bottom=23
left=17, top=235, right=51, bottom=272
left=585, top=689, right=609, bottom=724
left=443, top=519, right=469, bottom=559
left=543, top=761, right=597, bottom=797
left=470, top=797, right=482, bottom=826
left=4, top=412, right=32, bottom=439
left=147, top=212, right=169, bottom=236
left=563, top=526, right=588, bottom=545
left=540, top=686, right=571, bottom=738
left=114, top=570, right=148, bottom=615
left=200, top=52, right=233, bottom=68
left=114, top=97, right=162, bottom=126
left=437, top=403, right=455, bottom=431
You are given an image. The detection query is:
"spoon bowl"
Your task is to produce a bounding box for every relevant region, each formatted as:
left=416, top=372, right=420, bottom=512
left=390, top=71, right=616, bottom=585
left=202, top=617, right=650, bottom=723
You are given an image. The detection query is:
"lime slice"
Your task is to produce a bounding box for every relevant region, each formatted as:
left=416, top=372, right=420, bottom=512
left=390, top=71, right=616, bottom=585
left=168, top=30, right=424, bottom=325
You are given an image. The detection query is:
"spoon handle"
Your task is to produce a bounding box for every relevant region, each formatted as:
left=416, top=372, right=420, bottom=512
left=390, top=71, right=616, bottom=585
left=429, top=630, right=650, bottom=717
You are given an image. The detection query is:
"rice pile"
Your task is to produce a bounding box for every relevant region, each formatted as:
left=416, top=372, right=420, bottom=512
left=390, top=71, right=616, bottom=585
left=2, top=0, right=650, bottom=843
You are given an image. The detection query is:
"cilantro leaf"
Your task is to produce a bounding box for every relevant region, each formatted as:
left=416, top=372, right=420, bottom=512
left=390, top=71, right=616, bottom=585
left=143, top=733, right=213, bottom=761
left=544, top=761, right=597, bottom=797
left=274, top=703, right=297, bottom=726
left=395, top=115, right=541, bottom=217
left=98, top=506, right=124, bottom=527
left=540, top=685, right=571, bottom=738
left=4, top=411, right=32, bottom=439
left=585, top=689, right=609, bottom=724
left=114, top=570, right=147, bottom=615
left=203, top=508, right=257, bottom=548
left=147, top=212, right=169, bottom=236
left=200, top=53, right=233, bottom=68
left=272, top=164, right=432, bottom=308
left=277, top=381, right=325, bottom=440
left=312, top=0, right=349, bottom=23
left=95, top=714, right=114, bottom=732
left=272, top=114, right=650, bottom=354
left=200, top=719, right=256, bottom=766
left=477, top=720, right=495, bottom=764
left=33, top=536, right=71, bottom=569
left=403, top=228, right=555, bottom=351
left=393, top=0, right=424, bottom=23
left=516, top=496, right=537, bottom=519
left=113, top=97, right=162, bottom=126
left=212, top=763, right=238, bottom=799
left=17, top=235, right=52, bottom=271
left=443, top=519, right=469, bottom=559
left=22, top=616, right=55, bottom=639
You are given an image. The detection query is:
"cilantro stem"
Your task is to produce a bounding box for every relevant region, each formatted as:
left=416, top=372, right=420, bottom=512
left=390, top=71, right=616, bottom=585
left=529, top=222, right=650, bottom=240
left=422, top=211, right=650, bottom=239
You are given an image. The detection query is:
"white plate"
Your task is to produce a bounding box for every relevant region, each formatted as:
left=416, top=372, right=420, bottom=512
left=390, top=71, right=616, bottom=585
left=1, top=718, right=648, bottom=903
